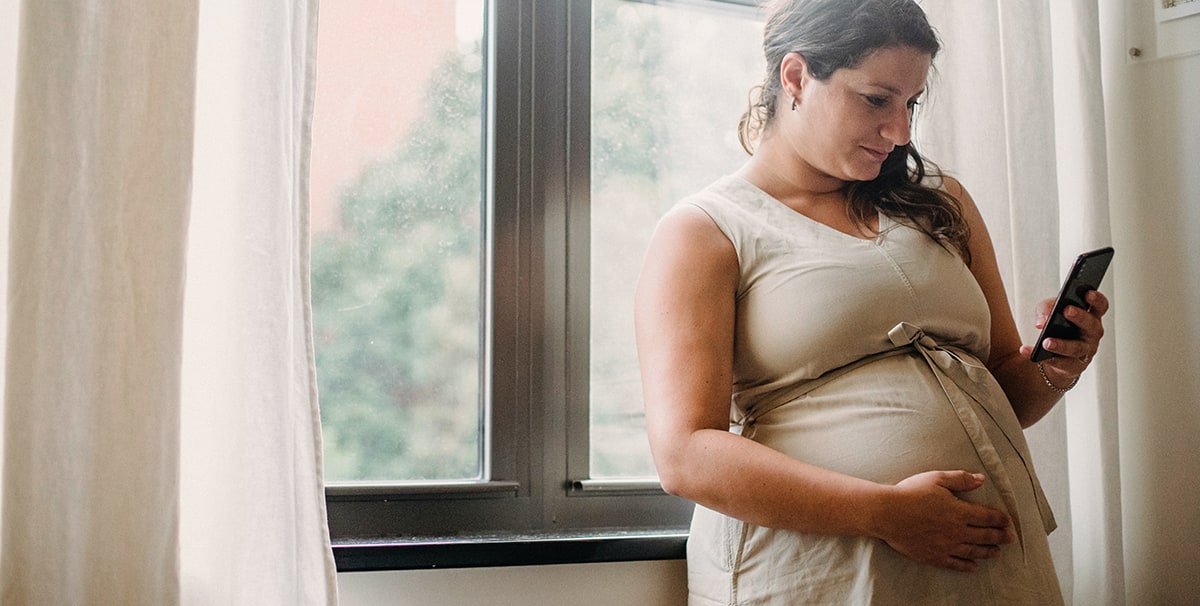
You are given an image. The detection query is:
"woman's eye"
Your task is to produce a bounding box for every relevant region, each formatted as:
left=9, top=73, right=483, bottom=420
left=864, top=95, right=888, bottom=108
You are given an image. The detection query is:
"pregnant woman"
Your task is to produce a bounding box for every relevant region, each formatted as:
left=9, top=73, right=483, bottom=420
left=634, top=0, right=1109, bottom=604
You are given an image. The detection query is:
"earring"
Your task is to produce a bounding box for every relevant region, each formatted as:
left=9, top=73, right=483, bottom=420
left=791, top=96, right=797, bottom=111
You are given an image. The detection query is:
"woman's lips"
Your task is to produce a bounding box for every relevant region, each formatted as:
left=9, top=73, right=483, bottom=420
left=863, top=146, right=891, bottom=162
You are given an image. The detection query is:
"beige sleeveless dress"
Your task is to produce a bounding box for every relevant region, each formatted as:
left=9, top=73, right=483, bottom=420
left=682, top=175, right=1063, bottom=605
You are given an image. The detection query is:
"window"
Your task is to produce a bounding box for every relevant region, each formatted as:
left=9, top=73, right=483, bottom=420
left=311, top=0, right=763, bottom=567
left=589, top=0, right=767, bottom=479
left=311, top=2, right=486, bottom=484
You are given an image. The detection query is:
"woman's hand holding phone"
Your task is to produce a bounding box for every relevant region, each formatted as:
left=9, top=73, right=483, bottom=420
left=1019, top=247, right=1114, bottom=384
left=1020, top=289, right=1109, bottom=373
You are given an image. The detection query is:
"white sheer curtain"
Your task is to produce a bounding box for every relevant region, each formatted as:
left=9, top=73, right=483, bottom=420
left=0, top=0, right=338, bottom=604
left=0, top=0, right=16, bottom=537
left=919, top=1, right=1122, bottom=604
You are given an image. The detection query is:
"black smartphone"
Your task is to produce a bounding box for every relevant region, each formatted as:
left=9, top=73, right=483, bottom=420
left=1030, top=246, right=1114, bottom=362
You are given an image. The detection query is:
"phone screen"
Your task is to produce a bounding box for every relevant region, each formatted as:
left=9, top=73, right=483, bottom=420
left=1030, top=247, right=1114, bottom=362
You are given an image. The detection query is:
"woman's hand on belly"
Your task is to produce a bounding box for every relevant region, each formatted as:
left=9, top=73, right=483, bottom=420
left=870, top=470, right=1015, bottom=572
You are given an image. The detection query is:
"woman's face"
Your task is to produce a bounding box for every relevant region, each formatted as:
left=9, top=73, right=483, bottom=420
left=784, top=45, right=932, bottom=184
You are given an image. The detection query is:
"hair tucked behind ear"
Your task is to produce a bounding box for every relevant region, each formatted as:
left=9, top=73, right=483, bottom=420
left=738, top=0, right=972, bottom=264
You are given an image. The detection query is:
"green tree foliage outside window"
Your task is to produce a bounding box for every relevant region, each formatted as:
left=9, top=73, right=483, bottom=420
left=312, top=45, right=484, bottom=482
left=312, top=1, right=672, bottom=482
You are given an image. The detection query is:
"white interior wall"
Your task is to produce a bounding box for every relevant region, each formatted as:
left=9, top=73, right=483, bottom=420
left=334, top=2, right=1200, bottom=603
left=337, top=560, right=686, bottom=606
left=1101, top=1, right=1200, bottom=604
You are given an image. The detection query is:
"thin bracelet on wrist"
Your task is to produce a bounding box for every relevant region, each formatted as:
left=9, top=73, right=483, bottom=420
left=1036, top=360, right=1079, bottom=393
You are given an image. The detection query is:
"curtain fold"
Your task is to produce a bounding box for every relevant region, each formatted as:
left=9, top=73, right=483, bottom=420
left=1047, top=1, right=1125, bottom=603
left=179, top=0, right=336, bottom=603
left=919, top=1, right=1122, bottom=604
left=0, top=0, right=337, bottom=603
left=0, top=0, right=19, bottom=538
left=1, top=1, right=199, bottom=603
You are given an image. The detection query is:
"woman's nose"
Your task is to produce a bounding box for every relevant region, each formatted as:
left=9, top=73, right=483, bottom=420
left=882, top=106, right=912, bottom=146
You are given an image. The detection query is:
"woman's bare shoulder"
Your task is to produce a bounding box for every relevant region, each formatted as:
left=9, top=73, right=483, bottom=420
left=652, top=202, right=736, bottom=257
left=640, top=202, right=739, bottom=294
left=938, top=174, right=968, bottom=200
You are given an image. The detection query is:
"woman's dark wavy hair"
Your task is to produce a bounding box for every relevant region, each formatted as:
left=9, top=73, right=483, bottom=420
left=738, top=0, right=971, bottom=264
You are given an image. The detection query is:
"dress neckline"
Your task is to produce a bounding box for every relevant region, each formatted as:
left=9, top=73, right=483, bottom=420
left=724, top=174, right=889, bottom=244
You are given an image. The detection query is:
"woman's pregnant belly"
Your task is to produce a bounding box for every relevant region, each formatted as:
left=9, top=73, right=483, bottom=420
left=746, top=352, right=1000, bottom=487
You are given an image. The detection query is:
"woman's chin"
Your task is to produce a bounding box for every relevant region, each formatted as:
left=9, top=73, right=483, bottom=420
left=843, top=165, right=884, bottom=183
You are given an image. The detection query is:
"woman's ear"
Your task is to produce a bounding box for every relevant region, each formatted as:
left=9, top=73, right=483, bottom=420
left=779, top=52, right=810, bottom=107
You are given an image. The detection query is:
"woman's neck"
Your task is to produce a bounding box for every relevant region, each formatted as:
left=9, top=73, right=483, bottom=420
left=735, top=149, right=845, bottom=211
left=734, top=146, right=879, bottom=240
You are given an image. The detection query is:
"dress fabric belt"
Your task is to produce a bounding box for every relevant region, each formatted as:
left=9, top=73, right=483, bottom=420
left=734, top=322, right=1056, bottom=560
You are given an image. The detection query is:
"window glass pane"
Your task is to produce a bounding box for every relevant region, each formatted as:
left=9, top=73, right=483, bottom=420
left=311, top=1, right=486, bottom=482
left=590, top=0, right=764, bottom=478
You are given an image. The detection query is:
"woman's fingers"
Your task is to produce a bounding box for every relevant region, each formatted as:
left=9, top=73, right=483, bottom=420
left=1027, top=289, right=1110, bottom=373
left=943, top=556, right=979, bottom=573
left=955, top=542, right=1002, bottom=561
left=1084, top=289, right=1110, bottom=316
left=882, top=471, right=1016, bottom=571
left=963, top=523, right=1014, bottom=547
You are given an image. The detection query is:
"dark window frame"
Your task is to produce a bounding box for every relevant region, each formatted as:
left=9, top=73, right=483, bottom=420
left=325, top=0, right=758, bottom=571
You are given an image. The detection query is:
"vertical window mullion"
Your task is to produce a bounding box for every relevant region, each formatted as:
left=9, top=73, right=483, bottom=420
left=526, top=0, right=575, bottom=526
left=564, top=0, right=594, bottom=492
left=489, top=0, right=533, bottom=501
